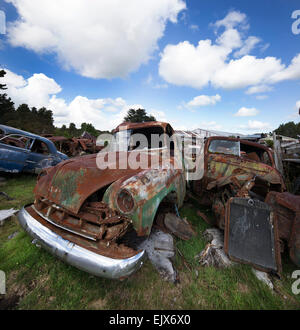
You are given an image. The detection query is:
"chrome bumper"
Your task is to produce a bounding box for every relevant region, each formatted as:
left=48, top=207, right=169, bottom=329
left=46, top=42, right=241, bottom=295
left=18, top=205, right=145, bottom=279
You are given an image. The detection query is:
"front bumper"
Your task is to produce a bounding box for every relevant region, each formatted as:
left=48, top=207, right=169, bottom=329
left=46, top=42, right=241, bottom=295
left=18, top=205, right=145, bottom=279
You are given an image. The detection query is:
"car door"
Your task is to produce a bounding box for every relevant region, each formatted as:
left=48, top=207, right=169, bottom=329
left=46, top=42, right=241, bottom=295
left=24, top=138, right=54, bottom=173
left=0, top=134, right=32, bottom=173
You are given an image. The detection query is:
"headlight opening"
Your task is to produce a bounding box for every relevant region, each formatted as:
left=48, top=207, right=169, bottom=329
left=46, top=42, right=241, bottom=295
left=117, top=189, right=135, bottom=213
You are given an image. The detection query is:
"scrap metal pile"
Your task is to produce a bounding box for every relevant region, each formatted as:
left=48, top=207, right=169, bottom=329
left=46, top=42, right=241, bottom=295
left=42, top=134, right=103, bottom=157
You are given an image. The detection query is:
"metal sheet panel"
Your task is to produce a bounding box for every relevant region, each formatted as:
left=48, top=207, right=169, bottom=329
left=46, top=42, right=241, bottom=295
left=224, top=197, right=281, bottom=273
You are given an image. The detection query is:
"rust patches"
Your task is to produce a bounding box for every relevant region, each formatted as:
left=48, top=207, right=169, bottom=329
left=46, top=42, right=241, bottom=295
left=265, top=191, right=300, bottom=267
left=43, top=135, right=103, bottom=157
left=31, top=121, right=186, bottom=262
left=33, top=198, right=131, bottom=243
left=26, top=205, right=138, bottom=259
left=193, top=136, right=285, bottom=231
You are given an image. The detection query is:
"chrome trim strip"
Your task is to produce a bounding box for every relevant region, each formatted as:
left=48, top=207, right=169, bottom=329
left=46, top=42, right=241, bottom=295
left=18, top=206, right=145, bottom=279
left=32, top=204, right=96, bottom=241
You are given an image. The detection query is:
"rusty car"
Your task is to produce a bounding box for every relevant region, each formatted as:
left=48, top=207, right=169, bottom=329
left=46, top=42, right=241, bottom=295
left=0, top=125, right=68, bottom=174
left=18, top=121, right=186, bottom=279
left=190, top=136, right=285, bottom=229
left=42, top=134, right=103, bottom=157
left=188, top=135, right=300, bottom=270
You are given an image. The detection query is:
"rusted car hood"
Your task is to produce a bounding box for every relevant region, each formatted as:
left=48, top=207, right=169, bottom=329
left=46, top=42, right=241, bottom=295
left=206, top=154, right=284, bottom=186
left=34, top=152, right=145, bottom=214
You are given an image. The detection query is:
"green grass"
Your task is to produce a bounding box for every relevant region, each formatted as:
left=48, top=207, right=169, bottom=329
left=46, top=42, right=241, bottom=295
left=0, top=173, right=300, bottom=310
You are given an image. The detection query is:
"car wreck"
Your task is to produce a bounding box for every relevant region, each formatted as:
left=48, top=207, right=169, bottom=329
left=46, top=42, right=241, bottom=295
left=18, top=121, right=187, bottom=279
left=42, top=134, right=103, bottom=158
left=0, top=125, right=68, bottom=174
left=190, top=136, right=285, bottom=228
left=189, top=136, right=300, bottom=271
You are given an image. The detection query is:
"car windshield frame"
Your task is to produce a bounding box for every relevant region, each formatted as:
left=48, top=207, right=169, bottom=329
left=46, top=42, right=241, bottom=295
left=109, top=127, right=169, bottom=152
left=208, top=139, right=240, bottom=157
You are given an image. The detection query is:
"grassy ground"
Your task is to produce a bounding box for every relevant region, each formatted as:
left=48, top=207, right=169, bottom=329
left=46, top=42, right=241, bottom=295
left=0, top=173, right=299, bottom=310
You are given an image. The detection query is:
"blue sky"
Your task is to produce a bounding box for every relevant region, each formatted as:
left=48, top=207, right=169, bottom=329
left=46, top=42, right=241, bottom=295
left=0, top=0, right=299, bottom=133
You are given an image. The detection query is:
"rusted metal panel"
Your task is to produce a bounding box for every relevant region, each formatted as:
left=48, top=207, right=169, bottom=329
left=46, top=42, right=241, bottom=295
left=265, top=191, right=300, bottom=267
left=164, top=213, right=196, bottom=240
left=224, top=197, right=282, bottom=274
left=35, top=153, right=142, bottom=214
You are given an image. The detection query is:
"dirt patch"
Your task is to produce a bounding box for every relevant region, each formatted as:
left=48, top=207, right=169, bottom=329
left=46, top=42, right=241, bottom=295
left=88, top=297, right=107, bottom=310
left=237, top=283, right=250, bottom=294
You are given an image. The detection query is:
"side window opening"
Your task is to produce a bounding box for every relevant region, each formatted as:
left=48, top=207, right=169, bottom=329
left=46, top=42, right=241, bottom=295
left=31, top=140, right=50, bottom=155
left=240, top=142, right=271, bottom=165
left=0, top=134, right=33, bottom=150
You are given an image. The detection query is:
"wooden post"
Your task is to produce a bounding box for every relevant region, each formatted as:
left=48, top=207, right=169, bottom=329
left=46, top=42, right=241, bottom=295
left=273, top=132, right=284, bottom=176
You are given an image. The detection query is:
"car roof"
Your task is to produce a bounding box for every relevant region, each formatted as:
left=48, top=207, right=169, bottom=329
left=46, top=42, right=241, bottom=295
left=113, top=121, right=171, bottom=133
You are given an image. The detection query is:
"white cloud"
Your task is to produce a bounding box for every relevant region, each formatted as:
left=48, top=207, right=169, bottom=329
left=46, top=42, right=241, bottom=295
left=159, top=39, right=229, bottom=89
left=211, top=55, right=285, bottom=89
left=234, top=107, right=259, bottom=117
left=159, top=11, right=300, bottom=90
left=187, top=94, right=221, bottom=107
left=296, top=100, right=300, bottom=109
left=240, top=120, right=271, bottom=132
left=3, top=69, right=62, bottom=109
left=270, top=54, right=300, bottom=83
left=216, top=28, right=242, bottom=50
left=246, top=85, right=273, bottom=95
left=214, top=11, right=247, bottom=30
left=2, top=68, right=168, bottom=131
left=234, top=36, right=260, bottom=57
left=6, top=0, right=186, bottom=79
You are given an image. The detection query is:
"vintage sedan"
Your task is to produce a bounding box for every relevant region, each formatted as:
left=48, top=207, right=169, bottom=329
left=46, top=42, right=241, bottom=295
left=0, top=125, right=68, bottom=174
left=18, top=121, right=186, bottom=279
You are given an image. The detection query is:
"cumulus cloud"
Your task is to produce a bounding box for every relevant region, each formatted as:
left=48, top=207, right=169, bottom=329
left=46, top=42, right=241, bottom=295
left=2, top=69, right=167, bottom=131
left=159, top=11, right=300, bottom=90
left=6, top=0, right=186, bottom=79
left=234, top=107, right=259, bottom=117
left=3, top=69, right=62, bottom=109
left=187, top=94, right=221, bottom=107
